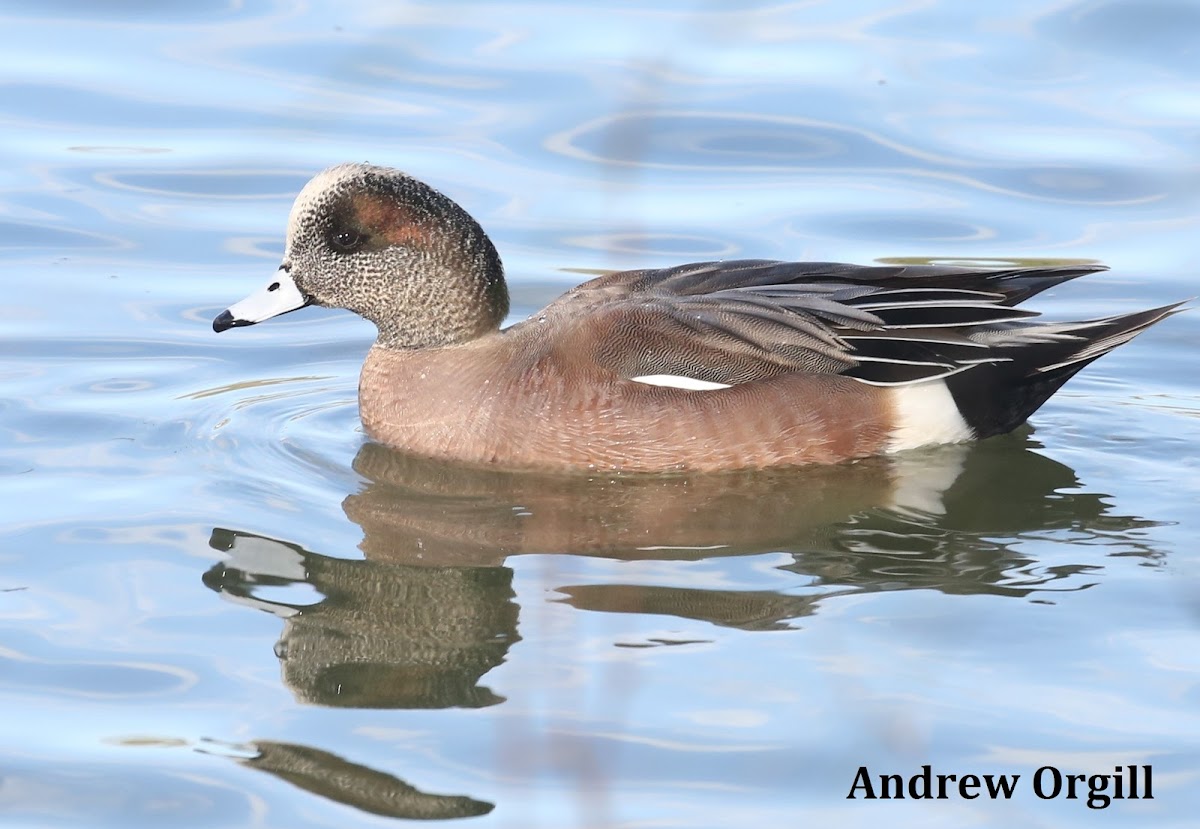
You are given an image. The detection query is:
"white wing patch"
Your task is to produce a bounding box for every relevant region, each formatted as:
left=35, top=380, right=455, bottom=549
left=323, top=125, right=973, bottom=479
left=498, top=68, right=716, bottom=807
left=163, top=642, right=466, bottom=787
left=886, top=380, right=974, bottom=453
left=630, top=374, right=733, bottom=391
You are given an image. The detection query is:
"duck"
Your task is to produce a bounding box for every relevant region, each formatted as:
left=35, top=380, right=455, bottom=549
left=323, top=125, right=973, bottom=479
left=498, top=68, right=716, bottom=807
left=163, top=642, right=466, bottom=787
left=213, top=163, right=1181, bottom=472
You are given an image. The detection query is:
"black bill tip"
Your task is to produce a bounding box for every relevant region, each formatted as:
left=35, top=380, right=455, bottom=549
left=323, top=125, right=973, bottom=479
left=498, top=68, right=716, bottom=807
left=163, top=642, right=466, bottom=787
left=213, top=309, right=253, bottom=333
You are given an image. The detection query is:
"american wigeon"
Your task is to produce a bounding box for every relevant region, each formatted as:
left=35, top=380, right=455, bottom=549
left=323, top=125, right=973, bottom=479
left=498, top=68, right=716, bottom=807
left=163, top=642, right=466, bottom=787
left=214, top=163, right=1181, bottom=472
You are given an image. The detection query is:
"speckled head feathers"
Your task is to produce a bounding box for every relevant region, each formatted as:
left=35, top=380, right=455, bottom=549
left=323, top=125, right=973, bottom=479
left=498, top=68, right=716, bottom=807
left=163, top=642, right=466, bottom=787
left=283, top=163, right=508, bottom=349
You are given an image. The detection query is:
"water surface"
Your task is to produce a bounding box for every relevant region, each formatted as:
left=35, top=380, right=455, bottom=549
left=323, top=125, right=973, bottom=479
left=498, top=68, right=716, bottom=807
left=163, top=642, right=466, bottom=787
left=2, top=1, right=1199, bottom=827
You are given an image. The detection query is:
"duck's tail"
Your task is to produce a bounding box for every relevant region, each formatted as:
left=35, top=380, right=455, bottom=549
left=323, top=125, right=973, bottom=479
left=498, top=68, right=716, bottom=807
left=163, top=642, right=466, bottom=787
left=945, top=302, right=1185, bottom=439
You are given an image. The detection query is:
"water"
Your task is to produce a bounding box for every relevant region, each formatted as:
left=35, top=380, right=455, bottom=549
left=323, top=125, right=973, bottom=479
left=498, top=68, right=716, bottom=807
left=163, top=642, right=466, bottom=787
left=2, top=1, right=1199, bottom=826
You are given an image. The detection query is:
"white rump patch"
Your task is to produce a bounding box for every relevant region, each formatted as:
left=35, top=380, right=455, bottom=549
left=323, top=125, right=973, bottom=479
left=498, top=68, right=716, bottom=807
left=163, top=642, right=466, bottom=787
left=886, top=379, right=974, bottom=453
left=630, top=374, right=732, bottom=391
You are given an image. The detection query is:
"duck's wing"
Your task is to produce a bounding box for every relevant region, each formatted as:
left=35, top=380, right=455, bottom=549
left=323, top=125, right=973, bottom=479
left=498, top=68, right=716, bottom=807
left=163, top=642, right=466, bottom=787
left=539, top=260, right=1109, bottom=386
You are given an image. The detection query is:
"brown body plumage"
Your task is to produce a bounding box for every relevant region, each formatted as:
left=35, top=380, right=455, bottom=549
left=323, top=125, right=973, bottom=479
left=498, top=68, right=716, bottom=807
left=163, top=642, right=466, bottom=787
left=214, top=164, right=1181, bottom=472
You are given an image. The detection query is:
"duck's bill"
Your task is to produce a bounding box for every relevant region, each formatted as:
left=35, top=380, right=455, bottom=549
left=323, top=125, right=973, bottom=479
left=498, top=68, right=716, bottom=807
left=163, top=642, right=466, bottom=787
left=213, top=270, right=312, bottom=333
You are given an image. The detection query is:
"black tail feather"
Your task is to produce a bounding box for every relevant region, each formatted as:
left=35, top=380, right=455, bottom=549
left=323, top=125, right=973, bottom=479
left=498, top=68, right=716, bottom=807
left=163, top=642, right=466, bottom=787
left=947, top=302, right=1184, bottom=438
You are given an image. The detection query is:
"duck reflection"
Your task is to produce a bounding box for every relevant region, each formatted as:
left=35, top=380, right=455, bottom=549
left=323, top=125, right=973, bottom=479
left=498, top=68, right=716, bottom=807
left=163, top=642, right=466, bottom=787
left=343, top=439, right=897, bottom=564
left=204, top=434, right=1155, bottom=820
left=341, top=434, right=1152, bottom=630
left=207, top=432, right=1155, bottom=676
left=239, top=741, right=492, bottom=819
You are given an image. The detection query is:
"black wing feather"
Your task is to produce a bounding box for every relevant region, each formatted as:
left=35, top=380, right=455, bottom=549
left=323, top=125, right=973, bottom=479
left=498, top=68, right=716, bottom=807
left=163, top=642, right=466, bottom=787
left=551, top=259, right=1119, bottom=387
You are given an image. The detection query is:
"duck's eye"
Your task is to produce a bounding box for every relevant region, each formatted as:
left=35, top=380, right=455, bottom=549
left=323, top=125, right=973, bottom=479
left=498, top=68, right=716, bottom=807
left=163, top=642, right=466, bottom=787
left=331, top=229, right=363, bottom=252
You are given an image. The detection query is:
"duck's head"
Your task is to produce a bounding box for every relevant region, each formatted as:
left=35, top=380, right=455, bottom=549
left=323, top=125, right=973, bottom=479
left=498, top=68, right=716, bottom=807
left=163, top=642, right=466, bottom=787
left=213, top=163, right=508, bottom=348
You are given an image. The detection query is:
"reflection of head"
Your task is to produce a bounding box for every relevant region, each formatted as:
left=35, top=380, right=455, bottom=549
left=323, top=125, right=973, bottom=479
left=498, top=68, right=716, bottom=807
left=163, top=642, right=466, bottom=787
left=205, top=530, right=519, bottom=709
left=280, top=558, right=517, bottom=708
left=243, top=741, right=493, bottom=819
